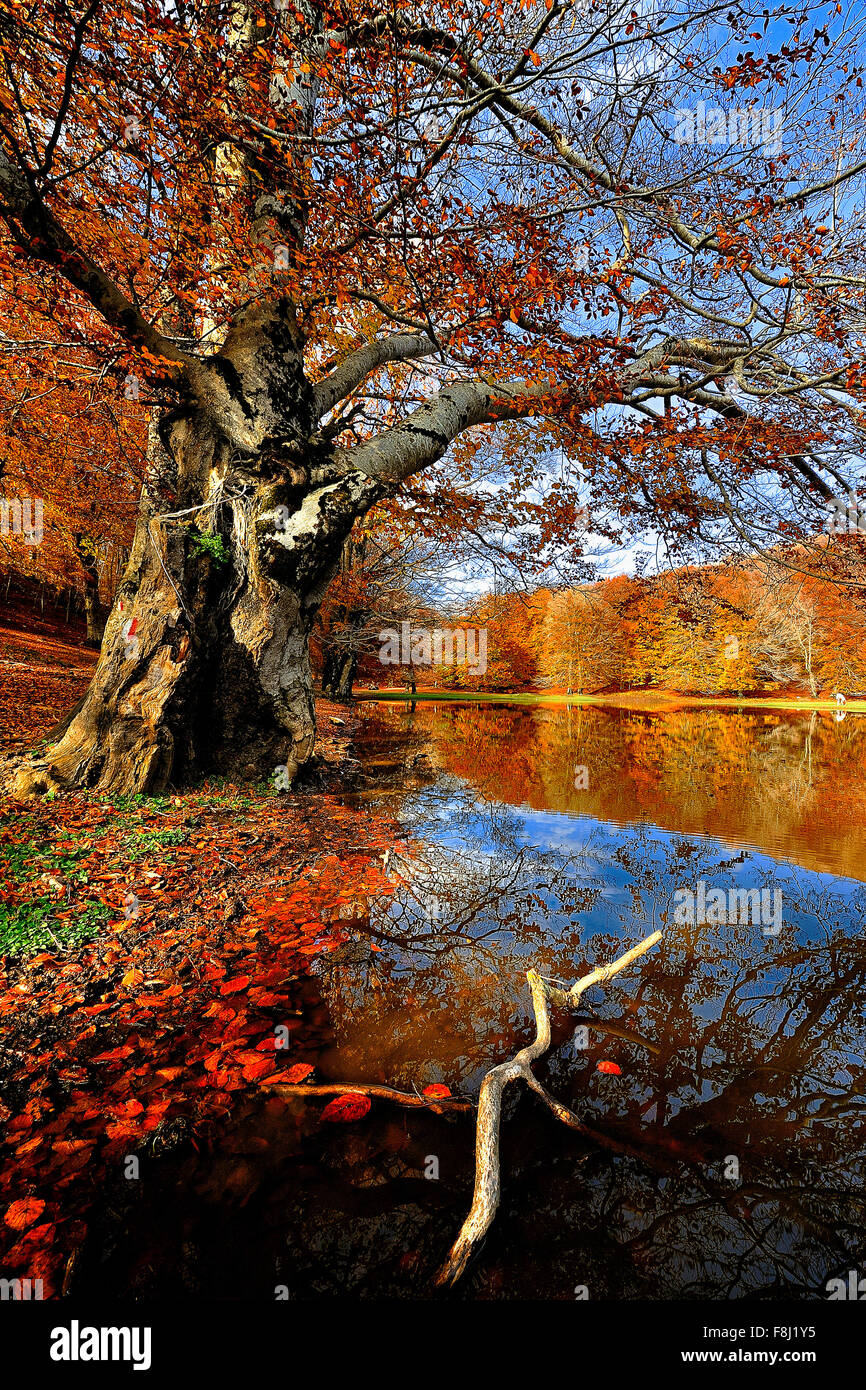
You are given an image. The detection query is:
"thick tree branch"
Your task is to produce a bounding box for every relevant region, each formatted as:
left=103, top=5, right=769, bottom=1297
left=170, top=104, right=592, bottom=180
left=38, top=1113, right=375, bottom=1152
left=334, top=378, right=565, bottom=483
left=313, top=332, right=441, bottom=420
left=0, top=144, right=192, bottom=377
left=327, top=334, right=749, bottom=486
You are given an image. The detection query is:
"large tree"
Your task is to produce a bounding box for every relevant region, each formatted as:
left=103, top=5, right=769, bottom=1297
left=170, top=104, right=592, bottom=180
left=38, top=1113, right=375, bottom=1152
left=1, top=0, right=864, bottom=792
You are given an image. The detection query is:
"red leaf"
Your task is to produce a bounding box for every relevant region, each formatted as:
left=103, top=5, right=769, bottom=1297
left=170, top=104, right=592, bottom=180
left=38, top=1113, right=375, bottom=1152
left=242, top=1056, right=276, bottom=1082
left=105, top=1121, right=140, bottom=1141
left=20, top=1221, right=56, bottom=1245
left=422, top=1083, right=451, bottom=1098
left=220, top=975, right=250, bottom=995
left=320, top=1094, right=371, bottom=1123
left=282, top=1063, right=315, bottom=1084
left=91, top=1044, right=136, bottom=1062
left=597, top=1060, right=621, bottom=1075
left=5, top=1198, right=46, bottom=1230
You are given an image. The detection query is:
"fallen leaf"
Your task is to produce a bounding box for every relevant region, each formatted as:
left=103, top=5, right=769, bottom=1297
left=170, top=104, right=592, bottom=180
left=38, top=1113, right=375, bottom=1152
left=320, top=1094, right=371, bottom=1123
left=4, top=1198, right=46, bottom=1230
left=241, top=1056, right=276, bottom=1082
left=219, top=975, right=250, bottom=995
left=281, top=1063, right=314, bottom=1084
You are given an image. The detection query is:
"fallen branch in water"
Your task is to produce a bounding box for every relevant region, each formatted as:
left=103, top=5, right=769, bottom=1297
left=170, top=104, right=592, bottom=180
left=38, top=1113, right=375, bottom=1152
left=433, top=930, right=663, bottom=1288
left=269, top=1081, right=473, bottom=1116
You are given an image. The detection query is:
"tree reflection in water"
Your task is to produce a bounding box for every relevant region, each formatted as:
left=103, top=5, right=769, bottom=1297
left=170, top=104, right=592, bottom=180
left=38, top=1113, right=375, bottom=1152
left=308, top=704, right=866, bottom=1298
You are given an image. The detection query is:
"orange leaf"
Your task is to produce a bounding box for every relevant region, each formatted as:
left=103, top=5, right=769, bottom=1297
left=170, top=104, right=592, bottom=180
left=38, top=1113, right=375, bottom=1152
left=281, top=1063, right=314, bottom=1084
left=91, top=1044, right=136, bottom=1062
left=105, top=1121, right=141, bottom=1141
left=4, top=1198, right=46, bottom=1230
left=422, top=1083, right=451, bottom=1098
left=14, top=1136, right=44, bottom=1156
left=321, top=1094, right=371, bottom=1123
left=220, top=975, right=250, bottom=995
left=242, top=1056, right=275, bottom=1082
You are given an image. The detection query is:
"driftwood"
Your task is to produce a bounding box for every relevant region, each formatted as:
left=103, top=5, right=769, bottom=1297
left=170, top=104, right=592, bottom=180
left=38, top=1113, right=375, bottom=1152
left=433, top=930, right=663, bottom=1287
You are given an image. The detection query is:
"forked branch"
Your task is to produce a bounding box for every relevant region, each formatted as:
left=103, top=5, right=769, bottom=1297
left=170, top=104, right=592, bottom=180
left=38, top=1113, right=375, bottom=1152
left=434, top=930, right=663, bottom=1287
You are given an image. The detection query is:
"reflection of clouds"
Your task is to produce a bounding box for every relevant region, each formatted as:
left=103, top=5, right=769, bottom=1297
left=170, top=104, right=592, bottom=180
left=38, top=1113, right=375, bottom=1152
left=327, top=707, right=866, bottom=1295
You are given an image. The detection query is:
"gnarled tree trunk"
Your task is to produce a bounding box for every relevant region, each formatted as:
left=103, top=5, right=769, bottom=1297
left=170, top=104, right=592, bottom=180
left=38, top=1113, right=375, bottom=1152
left=13, top=387, right=383, bottom=795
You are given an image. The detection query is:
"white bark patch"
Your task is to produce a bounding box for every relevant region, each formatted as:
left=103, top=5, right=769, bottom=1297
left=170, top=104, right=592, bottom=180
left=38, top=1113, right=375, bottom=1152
left=259, top=603, right=309, bottom=701
left=228, top=586, right=315, bottom=757
left=263, top=476, right=369, bottom=550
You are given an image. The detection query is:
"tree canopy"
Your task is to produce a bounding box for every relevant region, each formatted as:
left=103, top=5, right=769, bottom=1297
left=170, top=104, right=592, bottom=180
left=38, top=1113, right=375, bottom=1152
left=2, top=0, right=864, bottom=565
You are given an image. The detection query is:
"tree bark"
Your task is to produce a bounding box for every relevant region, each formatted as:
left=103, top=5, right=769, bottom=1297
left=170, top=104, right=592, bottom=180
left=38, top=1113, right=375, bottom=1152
left=321, top=646, right=358, bottom=702
left=13, top=398, right=382, bottom=795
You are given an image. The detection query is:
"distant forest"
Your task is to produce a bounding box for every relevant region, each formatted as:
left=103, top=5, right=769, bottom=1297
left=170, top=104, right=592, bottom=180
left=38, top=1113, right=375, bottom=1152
left=323, top=535, right=866, bottom=698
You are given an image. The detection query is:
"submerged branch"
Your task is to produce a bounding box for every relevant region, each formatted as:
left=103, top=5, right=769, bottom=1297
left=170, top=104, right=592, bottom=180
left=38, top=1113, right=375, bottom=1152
left=269, top=1081, right=473, bottom=1116
left=433, top=930, right=663, bottom=1288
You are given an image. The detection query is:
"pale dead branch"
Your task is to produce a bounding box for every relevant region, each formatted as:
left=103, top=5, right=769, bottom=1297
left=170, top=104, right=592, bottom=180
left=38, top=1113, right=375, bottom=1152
left=434, top=929, right=663, bottom=1286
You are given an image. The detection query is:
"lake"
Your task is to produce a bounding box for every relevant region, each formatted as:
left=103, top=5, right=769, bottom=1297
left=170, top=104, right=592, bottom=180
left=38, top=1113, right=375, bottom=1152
left=317, top=701, right=866, bottom=1298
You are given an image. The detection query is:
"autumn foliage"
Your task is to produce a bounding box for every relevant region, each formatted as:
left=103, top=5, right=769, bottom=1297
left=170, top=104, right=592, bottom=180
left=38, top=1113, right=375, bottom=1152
left=375, top=535, right=866, bottom=696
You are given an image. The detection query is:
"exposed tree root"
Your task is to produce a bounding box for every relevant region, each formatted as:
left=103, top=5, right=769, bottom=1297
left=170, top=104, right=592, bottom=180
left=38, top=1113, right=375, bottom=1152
left=433, top=930, right=663, bottom=1287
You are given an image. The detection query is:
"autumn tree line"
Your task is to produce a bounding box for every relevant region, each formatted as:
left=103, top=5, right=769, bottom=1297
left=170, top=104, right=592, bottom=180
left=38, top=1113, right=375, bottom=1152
left=321, top=533, right=866, bottom=698
left=0, top=0, right=864, bottom=796
left=4, top=449, right=865, bottom=701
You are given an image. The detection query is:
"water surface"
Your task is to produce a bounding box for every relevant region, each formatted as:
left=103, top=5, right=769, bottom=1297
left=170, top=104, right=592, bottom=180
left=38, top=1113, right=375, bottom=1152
left=315, top=702, right=866, bottom=1298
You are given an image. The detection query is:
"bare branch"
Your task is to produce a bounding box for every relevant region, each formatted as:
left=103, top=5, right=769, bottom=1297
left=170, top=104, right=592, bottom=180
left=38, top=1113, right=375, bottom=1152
left=434, top=930, right=663, bottom=1287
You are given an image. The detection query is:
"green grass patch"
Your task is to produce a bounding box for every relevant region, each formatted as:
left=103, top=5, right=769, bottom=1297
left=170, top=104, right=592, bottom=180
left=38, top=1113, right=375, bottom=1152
left=0, top=838, right=92, bottom=885
left=120, top=826, right=188, bottom=860
left=104, top=793, right=174, bottom=814
left=0, top=897, right=111, bottom=956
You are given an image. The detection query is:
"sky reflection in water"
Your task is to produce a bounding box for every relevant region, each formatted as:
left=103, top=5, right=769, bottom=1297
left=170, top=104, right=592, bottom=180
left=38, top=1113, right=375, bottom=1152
left=314, top=703, right=866, bottom=1298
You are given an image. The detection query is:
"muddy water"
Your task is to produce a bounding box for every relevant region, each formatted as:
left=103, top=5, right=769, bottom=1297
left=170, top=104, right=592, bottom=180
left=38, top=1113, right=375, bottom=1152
left=89, top=704, right=866, bottom=1300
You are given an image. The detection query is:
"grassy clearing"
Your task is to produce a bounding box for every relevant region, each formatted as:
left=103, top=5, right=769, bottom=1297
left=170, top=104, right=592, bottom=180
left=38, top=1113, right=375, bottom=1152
left=0, top=897, right=111, bottom=955
left=0, top=806, right=193, bottom=958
